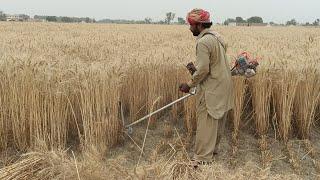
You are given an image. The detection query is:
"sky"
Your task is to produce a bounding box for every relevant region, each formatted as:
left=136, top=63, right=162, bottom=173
left=1, top=0, right=319, bottom=24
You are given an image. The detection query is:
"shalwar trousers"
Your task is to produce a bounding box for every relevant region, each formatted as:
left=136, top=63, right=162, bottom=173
left=193, top=100, right=228, bottom=162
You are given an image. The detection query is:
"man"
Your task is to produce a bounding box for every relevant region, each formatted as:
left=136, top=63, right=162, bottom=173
left=179, top=8, right=234, bottom=166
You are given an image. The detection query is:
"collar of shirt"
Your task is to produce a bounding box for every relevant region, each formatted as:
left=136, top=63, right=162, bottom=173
left=197, top=28, right=211, bottom=40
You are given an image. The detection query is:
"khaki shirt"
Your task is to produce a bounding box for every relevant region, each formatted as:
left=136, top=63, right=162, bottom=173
left=187, top=28, right=234, bottom=119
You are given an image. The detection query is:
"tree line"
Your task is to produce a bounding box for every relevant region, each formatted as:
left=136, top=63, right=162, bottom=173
left=224, top=16, right=264, bottom=25
left=35, top=15, right=96, bottom=23
left=224, top=16, right=320, bottom=26
left=98, top=12, right=185, bottom=24
left=0, top=10, right=319, bottom=26
left=0, top=11, right=96, bottom=23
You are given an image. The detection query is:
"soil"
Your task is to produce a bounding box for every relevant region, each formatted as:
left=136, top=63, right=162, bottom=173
left=106, top=116, right=320, bottom=179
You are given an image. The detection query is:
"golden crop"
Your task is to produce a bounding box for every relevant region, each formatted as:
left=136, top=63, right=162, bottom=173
left=0, top=22, right=319, bottom=155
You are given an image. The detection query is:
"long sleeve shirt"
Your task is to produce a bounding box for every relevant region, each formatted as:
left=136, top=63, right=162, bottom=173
left=187, top=28, right=234, bottom=119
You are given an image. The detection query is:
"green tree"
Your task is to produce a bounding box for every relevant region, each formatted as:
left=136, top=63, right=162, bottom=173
left=46, top=16, right=57, bottom=22
left=269, top=21, right=276, bottom=25
left=34, top=15, right=46, bottom=20
left=61, top=16, right=73, bottom=23
left=312, top=19, right=319, bottom=26
left=0, top=11, right=6, bottom=21
left=165, top=12, right=175, bottom=24
left=247, top=16, right=263, bottom=23
left=236, top=17, right=246, bottom=23
left=177, top=17, right=186, bottom=24
left=144, top=17, right=152, bottom=24
left=223, top=18, right=236, bottom=25
left=286, top=19, right=297, bottom=26
left=85, top=17, right=91, bottom=23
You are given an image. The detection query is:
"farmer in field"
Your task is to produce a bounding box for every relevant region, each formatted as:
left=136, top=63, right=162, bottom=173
left=179, top=8, right=234, bottom=166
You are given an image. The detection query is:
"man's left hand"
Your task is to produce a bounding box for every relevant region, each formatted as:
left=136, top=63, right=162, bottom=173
left=179, top=83, right=190, bottom=93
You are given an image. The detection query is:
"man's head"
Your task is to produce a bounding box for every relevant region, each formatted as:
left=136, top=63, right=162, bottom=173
left=186, top=8, right=212, bottom=36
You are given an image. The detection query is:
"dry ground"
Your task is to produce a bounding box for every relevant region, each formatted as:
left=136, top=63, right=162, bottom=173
left=104, top=114, right=320, bottom=179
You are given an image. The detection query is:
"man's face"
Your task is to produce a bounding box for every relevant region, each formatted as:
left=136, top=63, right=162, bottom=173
left=189, top=24, right=200, bottom=36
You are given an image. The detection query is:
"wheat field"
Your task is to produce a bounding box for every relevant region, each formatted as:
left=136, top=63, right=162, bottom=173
left=0, top=22, right=320, bottom=179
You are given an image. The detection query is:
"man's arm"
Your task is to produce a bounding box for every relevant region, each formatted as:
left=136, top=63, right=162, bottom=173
left=187, top=41, right=210, bottom=88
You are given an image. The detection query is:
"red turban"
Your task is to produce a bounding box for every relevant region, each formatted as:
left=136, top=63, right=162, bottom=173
left=186, top=8, right=211, bottom=25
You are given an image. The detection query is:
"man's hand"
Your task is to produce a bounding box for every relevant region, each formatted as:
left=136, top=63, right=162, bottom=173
left=179, top=83, right=190, bottom=93
left=186, top=62, right=197, bottom=75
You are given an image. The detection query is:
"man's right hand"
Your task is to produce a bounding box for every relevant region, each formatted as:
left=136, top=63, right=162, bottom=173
left=186, top=62, right=196, bottom=75
left=179, top=83, right=191, bottom=93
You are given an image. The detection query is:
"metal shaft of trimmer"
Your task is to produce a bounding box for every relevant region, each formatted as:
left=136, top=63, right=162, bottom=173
left=125, top=88, right=196, bottom=128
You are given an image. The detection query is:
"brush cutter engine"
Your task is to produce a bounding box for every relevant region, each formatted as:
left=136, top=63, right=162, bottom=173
left=231, top=51, right=259, bottom=78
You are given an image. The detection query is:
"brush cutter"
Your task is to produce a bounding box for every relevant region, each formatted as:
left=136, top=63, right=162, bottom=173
left=125, top=88, right=196, bottom=130
left=231, top=51, right=259, bottom=78
left=123, top=51, right=259, bottom=134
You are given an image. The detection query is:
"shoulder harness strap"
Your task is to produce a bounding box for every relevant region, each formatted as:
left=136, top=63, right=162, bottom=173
left=203, top=32, right=226, bottom=51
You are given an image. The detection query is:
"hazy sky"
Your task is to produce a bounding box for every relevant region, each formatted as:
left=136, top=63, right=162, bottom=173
left=1, top=0, right=319, bottom=23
